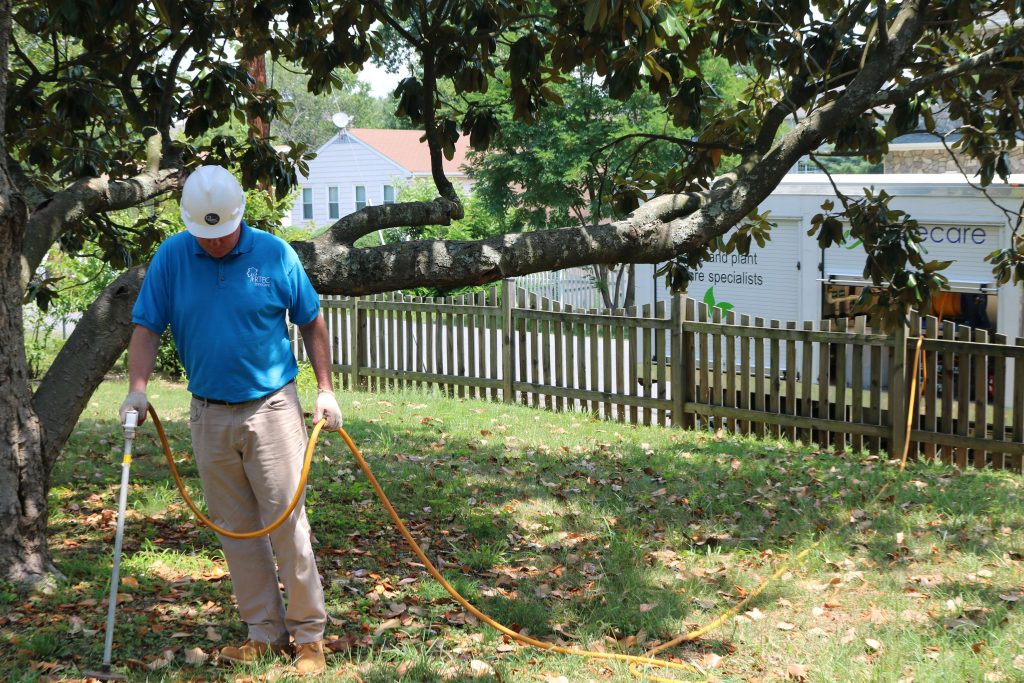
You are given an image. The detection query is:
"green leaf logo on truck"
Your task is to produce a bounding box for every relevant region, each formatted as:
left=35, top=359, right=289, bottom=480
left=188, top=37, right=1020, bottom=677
left=703, top=287, right=734, bottom=315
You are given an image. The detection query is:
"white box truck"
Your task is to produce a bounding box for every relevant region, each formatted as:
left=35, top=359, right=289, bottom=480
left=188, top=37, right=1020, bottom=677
left=634, top=173, right=1024, bottom=396
left=637, top=173, right=1024, bottom=340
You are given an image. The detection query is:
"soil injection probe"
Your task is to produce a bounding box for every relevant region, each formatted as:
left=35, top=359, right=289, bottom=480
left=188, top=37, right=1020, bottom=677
left=83, top=408, right=137, bottom=682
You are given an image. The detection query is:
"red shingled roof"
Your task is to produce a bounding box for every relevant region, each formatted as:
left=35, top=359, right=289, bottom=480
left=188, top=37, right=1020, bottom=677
left=345, top=128, right=471, bottom=176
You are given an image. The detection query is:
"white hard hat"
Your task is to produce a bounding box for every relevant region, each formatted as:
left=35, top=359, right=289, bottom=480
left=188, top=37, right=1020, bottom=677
left=180, top=165, right=246, bottom=239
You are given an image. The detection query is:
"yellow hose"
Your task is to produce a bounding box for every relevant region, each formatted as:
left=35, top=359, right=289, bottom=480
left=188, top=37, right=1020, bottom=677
left=150, top=406, right=819, bottom=680
left=151, top=311, right=937, bottom=680
left=149, top=405, right=320, bottom=540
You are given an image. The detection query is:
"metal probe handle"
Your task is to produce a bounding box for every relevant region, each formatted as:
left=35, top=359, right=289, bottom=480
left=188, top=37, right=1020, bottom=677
left=100, top=410, right=138, bottom=671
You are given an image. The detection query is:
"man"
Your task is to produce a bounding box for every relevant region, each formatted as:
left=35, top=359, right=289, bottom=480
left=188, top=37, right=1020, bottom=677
left=120, top=165, right=342, bottom=675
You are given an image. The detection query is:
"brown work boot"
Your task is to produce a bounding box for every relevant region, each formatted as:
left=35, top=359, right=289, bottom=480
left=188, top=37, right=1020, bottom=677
left=219, top=639, right=291, bottom=664
left=293, top=640, right=326, bottom=675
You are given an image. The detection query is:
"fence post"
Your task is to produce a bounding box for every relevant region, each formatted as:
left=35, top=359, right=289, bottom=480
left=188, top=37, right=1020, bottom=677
left=889, top=318, right=909, bottom=458
left=671, top=291, right=686, bottom=428
left=350, top=297, right=364, bottom=391
left=501, top=279, right=515, bottom=403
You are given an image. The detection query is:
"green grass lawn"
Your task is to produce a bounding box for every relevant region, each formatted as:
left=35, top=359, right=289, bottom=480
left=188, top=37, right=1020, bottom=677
left=2, top=375, right=1023, bottom=682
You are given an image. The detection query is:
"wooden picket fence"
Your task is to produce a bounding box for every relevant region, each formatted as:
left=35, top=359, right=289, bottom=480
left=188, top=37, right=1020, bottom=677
left=294, top=281, right=1024, bottom=472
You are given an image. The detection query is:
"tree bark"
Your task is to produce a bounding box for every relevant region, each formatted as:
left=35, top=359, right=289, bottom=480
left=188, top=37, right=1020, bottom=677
left=0, top=0, right=55, bottom=584
left=0, top=181, right=54, bottom=584
left=32, top=267, right=145, bottom=469
left=0, top=198, right=54, bottom=584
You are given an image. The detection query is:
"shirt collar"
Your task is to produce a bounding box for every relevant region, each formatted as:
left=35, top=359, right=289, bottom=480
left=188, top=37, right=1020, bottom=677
left=190, top=220, right=255, bottom=257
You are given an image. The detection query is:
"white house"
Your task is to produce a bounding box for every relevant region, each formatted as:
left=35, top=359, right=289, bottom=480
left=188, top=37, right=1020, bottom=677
left=290, top=127, right=473, bottom=229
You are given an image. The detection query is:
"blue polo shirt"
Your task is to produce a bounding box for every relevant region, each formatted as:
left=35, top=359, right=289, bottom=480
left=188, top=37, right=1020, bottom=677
left=132, top=221, right=321, bottom=402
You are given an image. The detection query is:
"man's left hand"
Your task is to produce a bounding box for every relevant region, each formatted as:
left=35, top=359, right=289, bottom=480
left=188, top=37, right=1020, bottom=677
left=314, top=390, right=343, bottom=430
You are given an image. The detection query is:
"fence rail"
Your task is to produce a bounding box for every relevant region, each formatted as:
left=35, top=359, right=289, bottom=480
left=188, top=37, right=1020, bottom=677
left=294, top=282, right=1024, bottom=472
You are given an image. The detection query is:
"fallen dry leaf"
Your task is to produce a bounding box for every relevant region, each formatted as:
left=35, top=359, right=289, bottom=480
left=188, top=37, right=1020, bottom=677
left=147, top=649, right=175, bottom=670
left=787, top=663, right=810, bottom=680
left=699, top=652, right=723, bottom=669
left=776, top=621, right=795, bottom=631
left=373, top=617, right=403, bottom=636
left=865, top=638, right=882, bottom=651
left=538, top=675, right=570, bottom=683
left=469, top=659, right=495, bottom=677
left=184, top=647, right=209, bottom=666
left=385, top=601, right=408, bottom=616
left=205, top=625, right=221, bottom=642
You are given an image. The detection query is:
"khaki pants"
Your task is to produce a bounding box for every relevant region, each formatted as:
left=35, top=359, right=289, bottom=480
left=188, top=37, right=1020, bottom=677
left=189, top=382, right=326, bottom=645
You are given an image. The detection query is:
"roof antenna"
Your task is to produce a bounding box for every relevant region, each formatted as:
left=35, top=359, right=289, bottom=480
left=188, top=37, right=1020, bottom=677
left=332, top=112, right=352, bottom=130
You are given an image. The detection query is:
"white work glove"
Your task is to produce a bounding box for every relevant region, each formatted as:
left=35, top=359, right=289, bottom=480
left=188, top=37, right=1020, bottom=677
left=314, top=390, right=343, bottom=430
left=119, top=391, right=148, bottom=426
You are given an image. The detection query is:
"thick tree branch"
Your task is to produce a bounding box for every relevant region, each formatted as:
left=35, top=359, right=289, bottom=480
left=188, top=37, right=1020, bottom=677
left=20, top=134, right=181, bottom=290
left=6, top=155, right=51, bottom=211
left=292, top=193, right=703, bottom=294
left=32, top=266, right=145, bottom=471
left=666, top=0, right=932, bottom=253
left=293, top=2, right=934, bottom=299
left=329, top=198, right=461, bottom=244
left=419, top=48, right=463, bottom=216
left=754, top=75, right=815, bottom=155
left=157, top=40, right=191, bottom=140
left=868, top=25, right=1024, bottom=107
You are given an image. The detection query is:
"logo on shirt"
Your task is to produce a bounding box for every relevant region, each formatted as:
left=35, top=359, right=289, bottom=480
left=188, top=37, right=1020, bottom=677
left=246, top=267, right=271, bottom=287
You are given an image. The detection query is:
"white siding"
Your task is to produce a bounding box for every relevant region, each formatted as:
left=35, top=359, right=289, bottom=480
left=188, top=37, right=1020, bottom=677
left=290, top=134, right=413, bottom=229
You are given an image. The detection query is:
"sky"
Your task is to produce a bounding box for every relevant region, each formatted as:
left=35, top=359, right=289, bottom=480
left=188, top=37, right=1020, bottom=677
left=358, top=61, right=406, bottom=98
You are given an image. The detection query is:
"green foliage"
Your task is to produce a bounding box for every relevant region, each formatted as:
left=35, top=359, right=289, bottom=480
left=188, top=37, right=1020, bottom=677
left=155, top=330, right=185, bottom=380
left=813, top=156, right=885, bottom=174
left=22, top=305, right=58, bottom=379
left=395, top=177, right=505, bottom=241
left=269, top=61, right=410, bottom=149
left=809, top=189, right=951, bottom=330
left=294, top=360, right=319, bottom=408
left=466, top=67, right=702, bottom=232
left=9, top=0, right=1024, bottom=350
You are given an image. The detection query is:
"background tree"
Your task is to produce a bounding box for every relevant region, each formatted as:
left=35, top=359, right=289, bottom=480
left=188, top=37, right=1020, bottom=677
left=467, top=58, right=744, bottom=308
left=3, top=0, right=1024, bottom=584
left=270, top=63, right=410, bottom=149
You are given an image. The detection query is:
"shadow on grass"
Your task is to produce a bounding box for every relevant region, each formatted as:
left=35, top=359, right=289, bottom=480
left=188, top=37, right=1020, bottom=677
left=27, top=408, right=1024, bottom=680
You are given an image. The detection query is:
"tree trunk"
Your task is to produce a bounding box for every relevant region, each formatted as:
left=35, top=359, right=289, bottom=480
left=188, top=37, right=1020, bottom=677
left=33, top=267, right=144, bottom=466
left=0, top=167, right=53, bottom=585
left=0, top=0, right=57, bottom=585
left=624, top=263, right=636, bottom=310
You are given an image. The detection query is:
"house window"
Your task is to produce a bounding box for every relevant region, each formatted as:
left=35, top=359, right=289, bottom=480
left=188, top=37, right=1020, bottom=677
left=355, top=185, right=367, bottom=211
left=302, top=188, right=313, bottom=220
left=383, top=185, right=395, bottom=204
left=328, top=186, right=339, bottom=220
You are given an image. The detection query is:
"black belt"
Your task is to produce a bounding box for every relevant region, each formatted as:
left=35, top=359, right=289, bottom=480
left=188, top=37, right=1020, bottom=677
left=192, top=381, right=293, bottom=406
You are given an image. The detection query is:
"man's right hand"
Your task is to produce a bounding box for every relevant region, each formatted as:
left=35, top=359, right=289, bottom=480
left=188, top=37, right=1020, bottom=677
left=120, top=391, right=149, bottom=426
